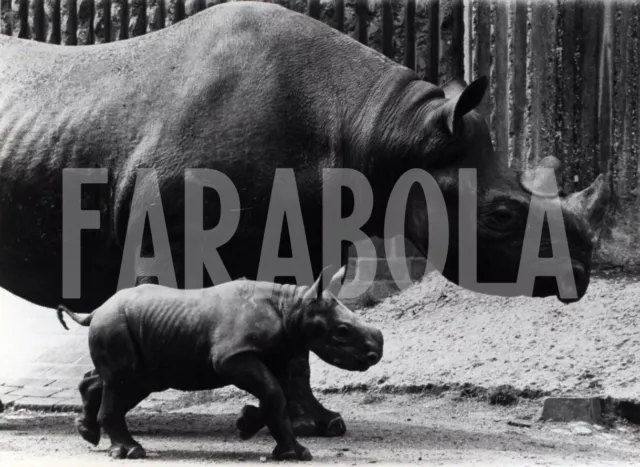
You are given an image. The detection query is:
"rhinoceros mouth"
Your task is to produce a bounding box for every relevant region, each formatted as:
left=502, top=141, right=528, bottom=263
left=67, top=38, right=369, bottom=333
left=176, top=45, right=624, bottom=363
left=331, top=355, right=371, bottom=372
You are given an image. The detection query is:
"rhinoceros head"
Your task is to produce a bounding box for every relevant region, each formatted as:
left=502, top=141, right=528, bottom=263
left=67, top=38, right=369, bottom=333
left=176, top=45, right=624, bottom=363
left=296, top=267, right=383, bottom=371
left=403, top=76, right=610, bottom=303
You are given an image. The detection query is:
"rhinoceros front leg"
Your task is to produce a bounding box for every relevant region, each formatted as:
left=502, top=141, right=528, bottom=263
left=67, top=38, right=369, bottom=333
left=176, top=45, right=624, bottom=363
left=237, top=351, right=346, bottom=438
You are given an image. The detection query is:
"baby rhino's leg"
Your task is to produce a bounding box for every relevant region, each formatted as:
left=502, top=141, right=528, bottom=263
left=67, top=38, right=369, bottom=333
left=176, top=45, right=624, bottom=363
left=98, top=384, right=149, bottom=459
left=90, top=308, right=149, bottom=459
left=221, top=354, right=312, bottom=461
left=76, top=369, right=103, bottom=446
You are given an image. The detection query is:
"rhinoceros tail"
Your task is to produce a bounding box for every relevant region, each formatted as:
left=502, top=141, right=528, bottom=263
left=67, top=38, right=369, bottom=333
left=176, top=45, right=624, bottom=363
left=56, top=305, right=93, bottom=330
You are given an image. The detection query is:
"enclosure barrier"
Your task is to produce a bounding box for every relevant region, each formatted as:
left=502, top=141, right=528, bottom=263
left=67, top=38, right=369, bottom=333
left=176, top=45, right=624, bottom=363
left=1, top=0, right=639, bottom=281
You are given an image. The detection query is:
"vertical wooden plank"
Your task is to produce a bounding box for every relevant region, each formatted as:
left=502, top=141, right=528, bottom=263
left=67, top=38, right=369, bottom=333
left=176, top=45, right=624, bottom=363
left=576, top=0, right=603, bottom=189
left=405, top=0, right=416, bottom=70
left=509, top=0, right=527, bottom=169
left=527, top=0, right=557, bottom=169
left=471, top=0, right=490, bottom=117
left=48, top=0, right=61, bottom=43
left=612, top=1, right=639, bottom=201
left=1, top=0, right=12, bottom=36
left=425, top=0, right=439, bottom=83
left=439, top=0, right=463, bottom=82
left=33, top=0, right=46, bottom=41
left=93, top=0, right=110, bottom=43
left=379, top=0, right=393, bottom=58
left=189, top=0, right=205, bottom=15
left=64, top=0, right=77, bottom=44
left=490, top=0, right=508, bottom=162
left=130, top=0, right=146, bottom=37
left=463, top=0, right=472, bottom=85
left=118, top=0, right=128, bottom=40
left=381, top=0, right=393, bottom=58
left=334, top=0, right=344, bottom=32
left=174, top=0, right=185, bottom=24
left=308, top=0, right=319, bottom=19
left=355, top=0, right=367, bottom=45
left=78, top=0, right=95, bottom=45
left=18, top=0, right=29, bottom=39
left=102, top=0, right=111, bottom=42
left=451, top=0, right=463, bottom=79
left=598, top=1, right=613, bottom=179
left=555, top=0, right=576, bottom=192
left=149, top=0, right=166, bottom=32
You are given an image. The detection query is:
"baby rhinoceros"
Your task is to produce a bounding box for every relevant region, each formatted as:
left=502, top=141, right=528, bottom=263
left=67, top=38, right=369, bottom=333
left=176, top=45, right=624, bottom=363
left=56, top=266, right=383, bottom=461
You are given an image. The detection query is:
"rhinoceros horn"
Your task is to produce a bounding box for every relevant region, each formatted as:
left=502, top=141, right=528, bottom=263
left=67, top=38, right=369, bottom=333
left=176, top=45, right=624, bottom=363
left=564, top=173, right=611, bottom=242
left=520, top=156, right=611, bottom=242
left=519, top=156, right=564, bottom=198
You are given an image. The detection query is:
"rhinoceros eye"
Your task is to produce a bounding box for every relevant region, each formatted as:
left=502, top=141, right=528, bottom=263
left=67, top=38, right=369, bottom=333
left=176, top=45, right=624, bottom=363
left=336, top=324, right=350, bottom=340
left=487, top=208, right=515, bottom=230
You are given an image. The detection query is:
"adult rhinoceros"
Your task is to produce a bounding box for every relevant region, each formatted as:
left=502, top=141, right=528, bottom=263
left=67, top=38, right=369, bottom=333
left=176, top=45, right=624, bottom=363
left=0, top=1, right=609, bottom=434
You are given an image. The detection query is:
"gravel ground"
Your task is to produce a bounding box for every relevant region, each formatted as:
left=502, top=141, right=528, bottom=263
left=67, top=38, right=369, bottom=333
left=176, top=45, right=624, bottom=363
left=2, top=393, right=640, bottom=466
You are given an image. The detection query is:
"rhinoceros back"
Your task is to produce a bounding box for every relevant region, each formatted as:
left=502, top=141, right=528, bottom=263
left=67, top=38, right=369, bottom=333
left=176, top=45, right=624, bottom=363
left=0, top=1, right=412, bottom=312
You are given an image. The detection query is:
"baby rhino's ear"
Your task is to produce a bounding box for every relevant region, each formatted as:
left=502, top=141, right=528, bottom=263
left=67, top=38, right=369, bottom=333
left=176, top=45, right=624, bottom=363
left=302, top=265, right=347, bottom=302
left=327, top=266, right=346, bottom=297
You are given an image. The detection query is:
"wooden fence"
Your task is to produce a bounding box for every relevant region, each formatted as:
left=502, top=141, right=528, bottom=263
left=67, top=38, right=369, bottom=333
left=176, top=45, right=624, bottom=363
left=1, top=0, right=639, bottom=270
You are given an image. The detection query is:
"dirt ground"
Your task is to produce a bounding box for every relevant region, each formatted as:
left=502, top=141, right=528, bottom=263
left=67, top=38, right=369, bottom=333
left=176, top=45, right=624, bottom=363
left=2, top=392, right=640, bottom=466
left=2, top=270, right=640, bottom=465
left=307, top=270, right=640, bottom=402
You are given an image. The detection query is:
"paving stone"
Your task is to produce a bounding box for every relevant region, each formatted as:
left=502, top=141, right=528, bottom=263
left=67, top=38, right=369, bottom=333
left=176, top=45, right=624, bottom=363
left=0, top=394, right=24, bottom=406
left=0, top=385, right=21, bottom=396
left=39, top=364, right=93, bottom=379
left=14, top=397, right=60, bottom=410
left=8, top=386, right=63, bottom=398
left=53, top=399, right=82, bottom=412
left=34, top=345, right=86, bottom=364
left=45, top=379, right=80, bottom=390
left=72, top=353, right=93, bottom=366
left=540, top=397, right=604, bottom=424
left=48, top=388, right=80, bottom=400
left=1, top=377, right=56, bottom=388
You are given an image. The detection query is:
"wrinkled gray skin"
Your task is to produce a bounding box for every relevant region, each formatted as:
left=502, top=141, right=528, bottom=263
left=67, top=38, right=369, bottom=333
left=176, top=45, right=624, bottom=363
left=56, top=267, right=383, bottom=461
left=0, top=1, right=609, bottom=428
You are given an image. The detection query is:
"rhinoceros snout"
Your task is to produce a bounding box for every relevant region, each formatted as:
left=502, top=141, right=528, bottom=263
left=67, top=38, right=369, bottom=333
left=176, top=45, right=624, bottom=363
left=365, top=351, right=381, bottom=366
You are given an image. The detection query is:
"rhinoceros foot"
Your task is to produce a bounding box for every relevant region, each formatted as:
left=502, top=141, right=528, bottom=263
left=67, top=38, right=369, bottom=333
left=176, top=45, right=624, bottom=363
left=236, top=404, right=347, bottom=438
left=272, top=443, right=312, bottom=461
left=236, top=405, right=263, bottom=439
left=74, top=417, right=100, bottom=446
left=108, top=443, right=146, bottom=459
left=319, top=416, right=347, bottom=437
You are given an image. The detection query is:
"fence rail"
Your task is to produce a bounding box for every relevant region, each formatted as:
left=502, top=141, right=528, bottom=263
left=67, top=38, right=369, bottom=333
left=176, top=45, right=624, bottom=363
left=1, top=0, right=639, bottom=269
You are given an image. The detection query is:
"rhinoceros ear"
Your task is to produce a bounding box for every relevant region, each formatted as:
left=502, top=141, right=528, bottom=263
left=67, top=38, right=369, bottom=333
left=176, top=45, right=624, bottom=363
left=441, top=78, right=468, bottom=100
left=440, top=76, right=489, bottom=134
left=304, top=266, right=333, bottom=301
left=327, top=266, right=347, bottom=296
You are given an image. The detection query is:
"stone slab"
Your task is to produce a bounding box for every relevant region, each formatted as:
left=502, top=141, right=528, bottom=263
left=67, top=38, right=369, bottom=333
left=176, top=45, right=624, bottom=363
left=7, top=386, right=64, bottom=398
left=540, top=397, right=604, bottom=424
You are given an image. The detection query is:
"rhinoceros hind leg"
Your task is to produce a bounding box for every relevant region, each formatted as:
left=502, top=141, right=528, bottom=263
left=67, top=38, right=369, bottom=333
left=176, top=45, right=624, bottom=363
left=76, top=370, right=103, bottom=446
left=236, top=404, right=263, bottom=439
left=236, top=403, right=319, bottom=438
left=98, top=383, right=149, bottom=459
left=272, top=443, right=313, bottom=461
